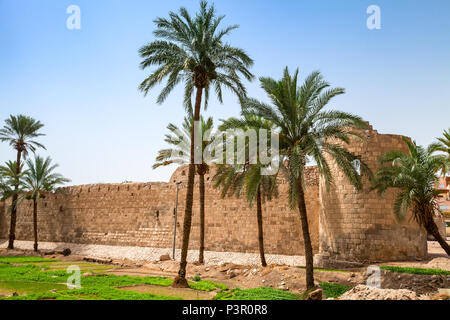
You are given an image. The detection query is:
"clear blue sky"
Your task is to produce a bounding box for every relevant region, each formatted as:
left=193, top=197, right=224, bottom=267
left=1, top=0, right=449, bottom=185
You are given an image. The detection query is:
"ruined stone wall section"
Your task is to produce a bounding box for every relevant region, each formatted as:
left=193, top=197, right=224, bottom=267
left=318, top=125, right=428, bottom=263
left=0, top=167, right=320, bottom=256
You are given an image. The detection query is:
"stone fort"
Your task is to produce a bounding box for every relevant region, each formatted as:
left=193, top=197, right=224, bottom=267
left=0, top=124, right=428, bottom=264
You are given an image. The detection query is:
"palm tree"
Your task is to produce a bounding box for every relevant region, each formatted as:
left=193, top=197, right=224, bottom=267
left=434, top=128, right=450, bottom=156
left=432, top=128, right=450, bottom=175
left=0, top=161, right=26, bottom=207
left=138, top=1, right=253, bottom=287
left=153, top=116, right=215, bottom=264
left=372, top=139, right=450, bottom=255
left=213, top=116, right=278, bottom=267
left=0, top=115, right=45, bottom=249
left=22, top=156, right=70, bottom=252
left=241, top=67, right=370, bottom=289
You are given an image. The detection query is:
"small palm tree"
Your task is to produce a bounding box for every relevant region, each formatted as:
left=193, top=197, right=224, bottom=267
left=213, top=116, right=278, bottom=267
left=153, top=116, right=215, bottom=264
left=0, top=114, right=45, bottom=249
left=241, top=67, right=370, bottom=289
left=432, top=128, right=450, bottom=175
left=22, top=156, right=70, bottom=252
left=434, top=128, right=450, bottom=156
left=139, top=0, right=253, bottom=287
left=372, top=139, right=450, bottom=255
left=0, top=161, right=26, bottom=206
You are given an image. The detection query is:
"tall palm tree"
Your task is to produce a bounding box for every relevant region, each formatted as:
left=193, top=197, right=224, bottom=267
left=22, top=156, right=70, bottom=252
left=372, top=139, right=450, bottom=255
left=138, top=1, right=253, bottom=287
left=153, top=116, right=215, bottom=264
left=241, top=67, right=370, bottom=289
left=213, top=116, right=278, bottom=267
left=0, top=115, right=45, bottom=249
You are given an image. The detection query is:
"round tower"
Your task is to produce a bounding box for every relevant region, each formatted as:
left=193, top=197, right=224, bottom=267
left=318, top=124, right=427, bottom=264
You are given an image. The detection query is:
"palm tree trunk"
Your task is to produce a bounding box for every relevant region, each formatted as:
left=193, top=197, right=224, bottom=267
left=256, top=186, right=267, bottom=267
left=172, top=86, right=203, bottom=288
left=198, top=173, right=205, bottom=264
left=7, top=150, right=22, bottom=250
left=33, top=198, right=38, bottom=252
left=426, top=217, right=450, bottom=256
left=297, top=171, right=315, bottom=290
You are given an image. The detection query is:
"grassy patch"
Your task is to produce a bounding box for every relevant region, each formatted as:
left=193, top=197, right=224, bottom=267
left=0, top=280, right=67, bottom=295
left=214, top=287, right=299, bottom=300
left=319, top=282, right=352, bottom=298
left=298, top=266, right=349, bottom=273
left=190, top=280, right=227, bottom=291
left=0, top=258, right=227, bottom=300
left=380, top=266, right=450, bottom=276
left=0, top=256, right=59, bottom=264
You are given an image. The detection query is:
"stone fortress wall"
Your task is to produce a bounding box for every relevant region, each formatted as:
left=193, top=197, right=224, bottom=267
left=0, top=124, right=428, bottom=263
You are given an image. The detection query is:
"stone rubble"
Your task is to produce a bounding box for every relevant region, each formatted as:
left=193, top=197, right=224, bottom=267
left=339, top=285, right=425, bottom=300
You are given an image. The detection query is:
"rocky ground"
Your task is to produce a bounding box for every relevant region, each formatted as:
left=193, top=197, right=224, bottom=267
left=1, top=239, right=449, bottom=300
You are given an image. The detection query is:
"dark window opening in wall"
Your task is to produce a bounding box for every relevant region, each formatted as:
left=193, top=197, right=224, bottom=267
left=155, top=210, right=159, bottom=219
left=352, top=159, right=361, bottom=175
left=181, top=170, right=186, bottom=176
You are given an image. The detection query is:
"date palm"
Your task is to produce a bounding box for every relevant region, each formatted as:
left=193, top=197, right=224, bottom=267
left=432, top=128, right=450, bottom=175
left=242, top=67, right=370, bottom=289
left=434, top=128, right=450, bottom=156
left=372, top=139, right=450, bottom=255
left=153, top=116, right=215, bottom=264
left=0, top=161, right=26, bottom=206
left=22, top=156, right=70, bottom=252
left=213, top=116, right=278, bottom=267
left=139, top=0, right=253, bottom=287
left=0, top=115, right=45, bottom=249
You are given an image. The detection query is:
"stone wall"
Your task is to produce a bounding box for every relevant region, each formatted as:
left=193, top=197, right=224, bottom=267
left=318, top=125, right=428, bottom=263
left=0, top=123, right=429, bottom=263
left=0, top=167, right=320, bottom=256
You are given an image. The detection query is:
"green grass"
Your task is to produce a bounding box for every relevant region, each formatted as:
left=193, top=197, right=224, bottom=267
left=190, top=280, right=227, bottom=291
left=0, top=280, right=67, bottom=295
left=214, top=287, right=299, bottom=300
left=0, top=257, right=227, bottom=300
left=298, top=267, right=349, bottom=273
left=0, top=256, right=60, bottom=264
left=319, top=282, right=352, bottom=298
left=380, top=266, right=450, bottom=276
